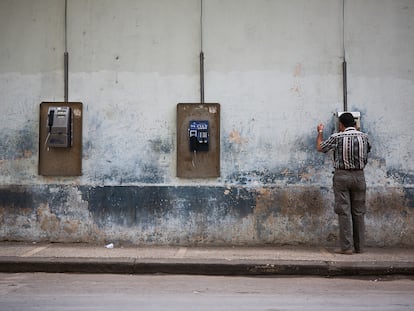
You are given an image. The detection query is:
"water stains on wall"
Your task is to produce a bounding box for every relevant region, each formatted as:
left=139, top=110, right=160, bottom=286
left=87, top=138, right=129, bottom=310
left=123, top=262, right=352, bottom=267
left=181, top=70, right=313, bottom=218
left=1, top=184, right=412, bottom=246
left=0, top=1, right=413, bottom=247
left=0, top=127, right=36, bottom=161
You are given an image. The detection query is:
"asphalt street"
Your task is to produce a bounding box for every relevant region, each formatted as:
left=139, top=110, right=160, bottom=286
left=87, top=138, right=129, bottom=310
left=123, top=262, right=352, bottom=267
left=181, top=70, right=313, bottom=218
left=1, top=273, right=413, bottom=311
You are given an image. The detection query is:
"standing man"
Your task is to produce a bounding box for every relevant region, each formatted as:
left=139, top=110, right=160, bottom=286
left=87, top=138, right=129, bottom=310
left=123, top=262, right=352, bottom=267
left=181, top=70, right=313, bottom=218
left=316, top=113, right=371, bottom=254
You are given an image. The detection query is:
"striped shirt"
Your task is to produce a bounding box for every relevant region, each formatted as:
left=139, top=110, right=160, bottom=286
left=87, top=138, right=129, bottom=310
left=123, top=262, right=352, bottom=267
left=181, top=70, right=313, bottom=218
left=320, top=127, right=370, bottom=170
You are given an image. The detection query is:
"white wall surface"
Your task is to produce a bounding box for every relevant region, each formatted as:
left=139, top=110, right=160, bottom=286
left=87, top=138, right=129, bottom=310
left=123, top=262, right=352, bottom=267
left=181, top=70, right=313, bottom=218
left=1, top=0, right=414, bottom=246
left=346, top=0, right=414, bottom=186
left=0, top=0, right=413, bottom=187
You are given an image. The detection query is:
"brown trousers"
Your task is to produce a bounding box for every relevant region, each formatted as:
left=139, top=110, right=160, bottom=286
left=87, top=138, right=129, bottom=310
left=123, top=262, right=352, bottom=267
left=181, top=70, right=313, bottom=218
left=333, top=170, right=366, bottom=252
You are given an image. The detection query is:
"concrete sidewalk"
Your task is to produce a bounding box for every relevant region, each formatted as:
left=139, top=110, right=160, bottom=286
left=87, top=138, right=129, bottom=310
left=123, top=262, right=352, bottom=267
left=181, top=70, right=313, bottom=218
left=0, top=242, right=413, bottom=276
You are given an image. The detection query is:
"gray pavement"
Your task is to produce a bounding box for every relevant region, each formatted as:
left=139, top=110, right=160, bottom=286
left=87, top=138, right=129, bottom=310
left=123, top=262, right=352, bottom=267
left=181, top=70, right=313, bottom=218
left=0, top=242, right=413, bottom=276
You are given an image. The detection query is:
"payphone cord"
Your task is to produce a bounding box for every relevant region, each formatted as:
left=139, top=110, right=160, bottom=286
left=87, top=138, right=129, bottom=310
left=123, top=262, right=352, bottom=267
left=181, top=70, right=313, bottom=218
left=44, top=109, right=55, bottom=151
left=44, top=132, right=51, bottom=151
left=192, top=150, right=197, bottom=168
left=189, top=134, right=198, bottom=167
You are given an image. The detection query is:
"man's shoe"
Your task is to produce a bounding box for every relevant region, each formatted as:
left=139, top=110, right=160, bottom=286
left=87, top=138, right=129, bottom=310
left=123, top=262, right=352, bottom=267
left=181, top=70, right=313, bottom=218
left=355, top=249, right=364, bottom=254
left=334, top=249, right=353, bottom=255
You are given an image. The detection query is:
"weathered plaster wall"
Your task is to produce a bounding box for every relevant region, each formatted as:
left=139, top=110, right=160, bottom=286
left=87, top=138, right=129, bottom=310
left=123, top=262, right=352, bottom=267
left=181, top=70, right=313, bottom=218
left=0, top=0, right=413, bottom=246
left=1, top=185, right=413, bottom=246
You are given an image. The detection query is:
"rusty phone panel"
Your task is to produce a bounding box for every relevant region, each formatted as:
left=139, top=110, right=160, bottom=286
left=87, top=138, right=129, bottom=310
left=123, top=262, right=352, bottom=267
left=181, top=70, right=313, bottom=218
left=38, top=102, right=82, bottom=176
left=177, top=103, right=220, bottom=178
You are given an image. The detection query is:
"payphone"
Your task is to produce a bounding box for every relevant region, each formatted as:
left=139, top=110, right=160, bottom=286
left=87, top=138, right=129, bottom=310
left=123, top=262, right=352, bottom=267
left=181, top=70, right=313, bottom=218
left=176, top=103, right=220, bottom=178
left=45, top=106, right=72, bottom=148
left=189, top=120, right=209, bottom=152
left=335, top=111, right=361, bottom=131
left=39, top=102, right=82, bottom=176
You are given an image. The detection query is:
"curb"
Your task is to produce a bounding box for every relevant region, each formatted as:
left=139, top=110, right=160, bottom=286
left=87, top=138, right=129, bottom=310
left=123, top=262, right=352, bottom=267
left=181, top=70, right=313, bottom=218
left=1, top=257, right=414, bottom=276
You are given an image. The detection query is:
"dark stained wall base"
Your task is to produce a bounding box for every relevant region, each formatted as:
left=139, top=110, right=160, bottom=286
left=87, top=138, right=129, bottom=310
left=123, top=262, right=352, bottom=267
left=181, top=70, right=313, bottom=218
left=0, top=185, right=413, bottom=246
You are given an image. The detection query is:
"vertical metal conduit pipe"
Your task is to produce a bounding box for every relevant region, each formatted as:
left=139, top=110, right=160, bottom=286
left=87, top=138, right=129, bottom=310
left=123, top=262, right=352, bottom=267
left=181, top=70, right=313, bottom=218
left=342, top=0, right=347, bottom=111
left=64, top=52, right=69, bottom=102
left=343, top=60, right=347, bottom=111
left=64, top=0, right=69, bottom=102
left=199, top=0, right=205, bottom=104
left=200, top=52, right=204, bottom=104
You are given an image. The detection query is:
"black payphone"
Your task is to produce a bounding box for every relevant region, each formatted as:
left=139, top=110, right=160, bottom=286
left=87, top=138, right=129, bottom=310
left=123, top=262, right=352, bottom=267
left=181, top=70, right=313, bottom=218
left=189, top=120, right=209, bottom=152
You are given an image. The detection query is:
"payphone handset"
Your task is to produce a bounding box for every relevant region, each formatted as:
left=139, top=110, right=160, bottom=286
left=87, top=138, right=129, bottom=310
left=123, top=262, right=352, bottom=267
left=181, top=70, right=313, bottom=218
left=45, top=106, right=72, bottom=148
left=188, top=120, right=209, bottom=152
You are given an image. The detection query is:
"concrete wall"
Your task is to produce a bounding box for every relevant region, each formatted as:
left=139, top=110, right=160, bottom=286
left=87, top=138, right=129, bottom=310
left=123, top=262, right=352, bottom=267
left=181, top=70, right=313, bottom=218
left=1, top=0, right=413, bottom=246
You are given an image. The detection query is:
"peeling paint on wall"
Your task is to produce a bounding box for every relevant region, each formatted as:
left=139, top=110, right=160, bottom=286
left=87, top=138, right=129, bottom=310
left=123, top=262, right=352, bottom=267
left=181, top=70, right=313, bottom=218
left=1, top=185, right=413, bottom=246
left=0, top=0, right=413, bottom=246
left=0, top=127, right=36, bottom=161
left=367, top=187, right=414, bottom=245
